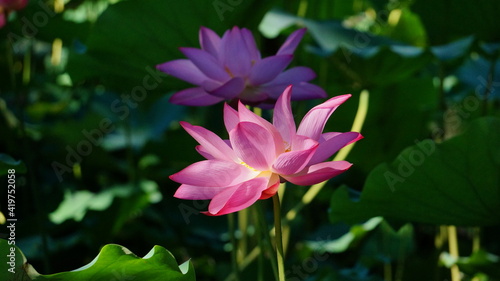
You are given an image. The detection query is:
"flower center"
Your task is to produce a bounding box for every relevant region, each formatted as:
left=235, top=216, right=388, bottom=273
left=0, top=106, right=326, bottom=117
left=283, top=141, right=291, bottom=152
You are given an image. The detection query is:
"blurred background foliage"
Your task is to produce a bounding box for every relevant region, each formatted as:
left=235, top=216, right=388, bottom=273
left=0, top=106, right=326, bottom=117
left=0, top=0, right=499, bottom=280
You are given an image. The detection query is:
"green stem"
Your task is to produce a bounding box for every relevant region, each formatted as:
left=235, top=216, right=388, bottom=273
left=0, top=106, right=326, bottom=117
left=228, top=212, right=240, bottom=281
left=272, top=194, right=286, bottom=281
left=297, top=0, right=308, bottom=17
left=252, top=206, right=264, bottom=281
left=256, top=202, right=279, bottom=281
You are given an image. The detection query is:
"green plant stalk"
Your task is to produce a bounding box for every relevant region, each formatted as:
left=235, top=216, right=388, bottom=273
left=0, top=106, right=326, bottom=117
left=253, top=207, right=264, bottom=281
left=297, top=0, right=308, bottom=17
left=272, top=194, right=286, bottom=281
left=228, top=212, right=240, bottom=281
left=18, top=41, right=51, bottom=273
left=447, top=226, right=460, bottom=281
left=224, top=203, right=279, bottom=281
left=237, top=207, right=249, bottom=263
left=255, top=202, right=279, bottom=281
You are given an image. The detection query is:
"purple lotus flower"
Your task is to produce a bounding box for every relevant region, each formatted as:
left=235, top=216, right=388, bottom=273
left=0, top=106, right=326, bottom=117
left=170, top=86, right=362, bottom=216
left=157, top=26, right=326, bottom=108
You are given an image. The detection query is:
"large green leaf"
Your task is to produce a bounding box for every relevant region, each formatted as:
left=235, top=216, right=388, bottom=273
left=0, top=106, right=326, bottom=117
left=67, top=0, right=276, bottom=91
left=0, top=240, right=195, bottom=280
left=330, top=117, right=500, bottom=226
left=307, top=217, right=383, bottom=254
left=49, top=180, right=159, bottom=223
left=360, top=221, right=414, bottom=263
left=0, top=239, right=37, bottom=281
left=259, top=9, right=432, bottom=88
left=36, top=244, right=195, bottom=280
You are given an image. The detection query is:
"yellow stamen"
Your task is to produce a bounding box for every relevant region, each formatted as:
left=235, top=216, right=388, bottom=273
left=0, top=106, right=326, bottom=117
left=240, top=161, right=258, bottom=171
left=224, top=65, right=234, bottom=77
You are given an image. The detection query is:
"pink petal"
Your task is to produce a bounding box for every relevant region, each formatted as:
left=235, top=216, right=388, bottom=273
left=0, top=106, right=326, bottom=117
left=273, top=86, right=296, bottom=145
left=180, top=47, right=230, bottom=81
left=199, top=26, right=221, bottom=59
left=220, top=27, right=252, bottom=77
left=272, top=140, right=318, bottom=175
left=277, top=28, right=306, bottom=55
left=209, top=77, right=245, bottom=99
left=180, top=121, right=238, bottom=162
left=237, top=101, right=285, bottom=153
left=156, top=59, right=208, bottom=85
left=170, top=159, right=258, bottom=187
left=195, top=145, right=215, bottom=160
left=205, top=177, right=269, bottom=215
left=290, top=134, right=318, bottom=151
left=309, top=132, right=363, bottom=165
left=174, top=184, right=223, bottom=200
left=249, top=54, right=293, bottom=85
left=297, top=94, right=351, bottom=140
left=283, top=161, right=353, bottom=186
left=266, top=66, right=317, bottom=86
left=224, top=103, right=240, bottom=133
left=169, top=87, right=224, bottom=106
left=241, top=28, right=261, bottom=61
left=229, top=122, right=276, bottom=171
left=196, top=141, right=233, bottom=160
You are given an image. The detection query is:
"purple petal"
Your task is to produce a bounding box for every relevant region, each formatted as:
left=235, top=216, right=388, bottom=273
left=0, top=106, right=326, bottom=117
left=308, top=132, right=363, bottom=165
left=170, top=87, right=224, bottom=106
left=249, top=55, right=293, bottom=85
left=285, top=83, right=327, bottom=100
left=209, top=77, right=245, bottom=99
left=273, top=86, right=296, bottom=145
left=241, top=28, right=261, bottom=61
left=229, top=122, right=276, bottom=171
left=266, top=66, right=317, bottom=86
left=156, top=59, right=208, bottom=85
left=262, top=83, right=327, bottom=100
left=170, top=159, right=259, bottom=187
left=174, top=184, right=224, bottom=200
left=283, top=161, right=352, bottom=186
left=180, top=47, right=230, bottom=81
left=199, top=26, right=221, bottom=59
left=220, top=27, right=252, bottom=77
left=180, top=121, right=238, bottom=162
left=224, top=103, right=240, bottom=133
left=277, top=28, right=306, bottom=55
left=297, top=94, right=352, bottom=140
left=205, top=177, right=269, bottom=215
left=238, top=88, right=269, bottom=103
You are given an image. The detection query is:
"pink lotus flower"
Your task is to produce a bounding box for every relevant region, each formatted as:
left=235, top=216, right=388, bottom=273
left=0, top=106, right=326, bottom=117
left=157, top=26, right=326, bottom=108
left=170, top=86, right=362, bottom=216
left=0, top=0, right=28, bottom=28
